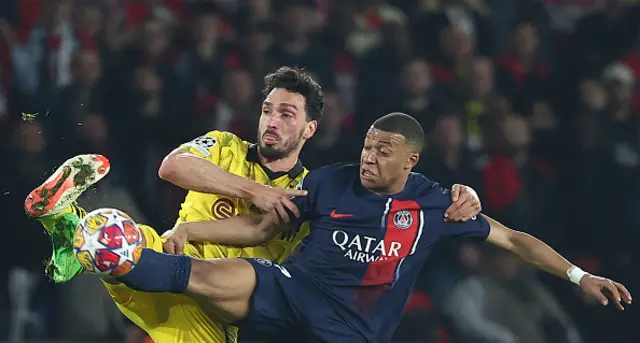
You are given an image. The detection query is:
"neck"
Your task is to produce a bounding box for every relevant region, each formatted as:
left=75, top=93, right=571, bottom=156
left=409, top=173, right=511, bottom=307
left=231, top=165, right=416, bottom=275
left=259, top=150, right=301, bottom=172
left=372, top=175, right=409, bottom=196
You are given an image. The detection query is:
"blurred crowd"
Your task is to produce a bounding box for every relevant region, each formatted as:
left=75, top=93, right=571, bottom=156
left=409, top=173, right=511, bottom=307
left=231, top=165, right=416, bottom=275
left=0, top=0, right=639, bottom=342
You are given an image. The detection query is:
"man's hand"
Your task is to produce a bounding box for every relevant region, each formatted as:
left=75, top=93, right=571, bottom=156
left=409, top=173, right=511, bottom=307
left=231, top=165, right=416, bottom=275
left=251, top=185, right=307, bottom=223
left=579, top=274, right=632, bottom=310
left=445, top=184, right=482, bottom=222
left=162, top=225, right=188, bottom=255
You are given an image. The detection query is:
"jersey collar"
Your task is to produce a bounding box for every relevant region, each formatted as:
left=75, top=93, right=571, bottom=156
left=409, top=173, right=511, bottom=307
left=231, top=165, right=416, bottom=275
left=247, top=144, right=305, bottom=180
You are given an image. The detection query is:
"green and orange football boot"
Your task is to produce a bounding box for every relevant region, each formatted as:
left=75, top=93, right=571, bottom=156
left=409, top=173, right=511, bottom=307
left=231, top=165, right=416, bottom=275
left=24, top=154, right=111, bottom=283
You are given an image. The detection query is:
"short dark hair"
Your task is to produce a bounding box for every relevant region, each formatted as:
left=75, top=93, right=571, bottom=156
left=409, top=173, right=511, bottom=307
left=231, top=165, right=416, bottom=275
left=262, top=66, right=324, bottom=122
left=372, top=112, right=425, bottom=152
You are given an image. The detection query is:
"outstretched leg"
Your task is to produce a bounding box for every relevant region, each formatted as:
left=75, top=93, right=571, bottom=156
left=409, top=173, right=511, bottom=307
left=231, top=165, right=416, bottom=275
left=26, top=155, right=243, bottom=342
left=24, top=154, right=110, bottom=283
left=126, top=250, right=256, bottom=322
left=75, top=209, right=257, bottom=323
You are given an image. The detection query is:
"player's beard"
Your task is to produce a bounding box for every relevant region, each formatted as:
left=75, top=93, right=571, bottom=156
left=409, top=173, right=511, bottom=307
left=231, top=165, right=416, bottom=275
left=258, top=128, right=305, bottom=160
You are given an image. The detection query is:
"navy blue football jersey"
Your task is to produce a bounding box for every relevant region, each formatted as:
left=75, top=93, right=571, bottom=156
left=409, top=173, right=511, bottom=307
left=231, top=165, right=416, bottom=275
left=283, top=163, right=491, bottom=342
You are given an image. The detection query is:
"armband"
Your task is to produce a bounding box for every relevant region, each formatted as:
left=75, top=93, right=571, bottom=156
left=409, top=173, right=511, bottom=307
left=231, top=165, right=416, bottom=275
left=567, top=266, right=587, bottom=285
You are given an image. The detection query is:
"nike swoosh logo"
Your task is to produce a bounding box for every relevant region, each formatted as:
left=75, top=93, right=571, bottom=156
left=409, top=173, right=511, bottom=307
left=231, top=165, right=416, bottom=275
left=330, top=210, right=354, bottom=218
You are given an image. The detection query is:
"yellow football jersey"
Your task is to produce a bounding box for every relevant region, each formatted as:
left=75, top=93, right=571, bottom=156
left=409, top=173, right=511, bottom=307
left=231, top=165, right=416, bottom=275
left=102, top=131, right=311, bottom=343
left=177, top=130, right=310, bottom=263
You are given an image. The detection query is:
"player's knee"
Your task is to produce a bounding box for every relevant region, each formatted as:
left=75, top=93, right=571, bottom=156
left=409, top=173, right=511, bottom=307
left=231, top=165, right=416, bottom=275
left=188, top=259, right=228, bottom=299
left=188, top=259, right=255, bottom=301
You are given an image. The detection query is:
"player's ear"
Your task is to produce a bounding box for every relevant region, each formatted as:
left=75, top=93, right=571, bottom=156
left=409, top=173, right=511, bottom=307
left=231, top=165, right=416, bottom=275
left=404, top=152, right=419, bottom=170
left=303, top=120, right=318, bottom=140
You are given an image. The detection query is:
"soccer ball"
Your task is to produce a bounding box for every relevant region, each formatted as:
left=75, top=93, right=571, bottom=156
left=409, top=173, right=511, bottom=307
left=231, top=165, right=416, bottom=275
left=73, top=208, right=143, bottom=276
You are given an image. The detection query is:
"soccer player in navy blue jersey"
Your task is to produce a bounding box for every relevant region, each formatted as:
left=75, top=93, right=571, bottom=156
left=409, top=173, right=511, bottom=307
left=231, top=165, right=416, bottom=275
left=84, top=112, right=631, bottom=343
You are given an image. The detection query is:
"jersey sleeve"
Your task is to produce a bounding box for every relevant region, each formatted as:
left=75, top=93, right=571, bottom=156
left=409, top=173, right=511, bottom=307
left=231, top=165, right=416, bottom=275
left=283, top=168, right=323, bottom=231
left=427, top=186, right=491, bottom=240
left=439, top=215, right=491, bottom=240
left=179, top=131, right=228, bottom=165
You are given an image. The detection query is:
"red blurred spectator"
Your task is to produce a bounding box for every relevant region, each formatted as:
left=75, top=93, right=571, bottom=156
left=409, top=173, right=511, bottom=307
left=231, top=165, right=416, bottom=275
left=495, top=22, right=551, bottom=115
left=483, top=115, right=559, bottom=242
left=431, top=26, right=475, bottom=87
left=9, top=0, right=78, bottom=103
left=123, top=0, right=186, bottom=28
left=211, top=69, right=258, bottom=140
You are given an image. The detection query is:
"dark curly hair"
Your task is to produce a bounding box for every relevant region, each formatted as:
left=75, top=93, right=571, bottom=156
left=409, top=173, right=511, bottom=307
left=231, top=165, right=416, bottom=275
left=262, top=66, right=324, bottom=122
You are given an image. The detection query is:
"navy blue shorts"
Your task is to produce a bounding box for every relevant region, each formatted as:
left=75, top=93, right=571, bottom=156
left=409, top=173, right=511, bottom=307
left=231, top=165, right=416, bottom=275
left=237, top=258, right=369, bottom=343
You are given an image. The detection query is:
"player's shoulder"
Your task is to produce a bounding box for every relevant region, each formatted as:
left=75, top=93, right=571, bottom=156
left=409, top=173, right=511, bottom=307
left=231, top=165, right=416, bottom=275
left=185, top=130, right=242, bottom=153
left=406, top=172, right=452, bottom=209
left=207, top=130, right=254, bottom=158
left=201, top=130, right=245, bottom=147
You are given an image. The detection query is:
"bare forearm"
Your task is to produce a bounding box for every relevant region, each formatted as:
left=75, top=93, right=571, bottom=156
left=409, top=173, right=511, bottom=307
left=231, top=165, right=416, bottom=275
left=181, top=214, right=279, bottom=246
left=159, top=150, right=262, bottom=198
left=512, top=232, right=572, bottom=280
left=484, top=215, right=573, bottom=281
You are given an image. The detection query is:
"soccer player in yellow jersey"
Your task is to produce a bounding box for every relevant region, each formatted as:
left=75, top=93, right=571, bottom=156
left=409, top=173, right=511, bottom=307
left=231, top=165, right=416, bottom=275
left=24, top=67, right=483, bottom=343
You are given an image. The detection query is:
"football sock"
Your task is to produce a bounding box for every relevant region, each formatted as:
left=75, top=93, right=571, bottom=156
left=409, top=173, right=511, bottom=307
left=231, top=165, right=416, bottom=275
left=39, top=206, right=74, bottom=232
left=39, top=204, right=87, bottom=233
left=117, top=248, right=191, bottom=293
left=44, top=212, right=84, bottom=283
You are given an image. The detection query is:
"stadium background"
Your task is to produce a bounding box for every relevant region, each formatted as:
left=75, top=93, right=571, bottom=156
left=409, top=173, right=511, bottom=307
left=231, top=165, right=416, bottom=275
left=0, top=0, right=639, bottom=342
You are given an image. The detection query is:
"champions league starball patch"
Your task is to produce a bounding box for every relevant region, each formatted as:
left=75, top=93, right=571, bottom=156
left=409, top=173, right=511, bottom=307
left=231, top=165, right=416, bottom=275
left=192, top=136, right=217, bottom=149
left=184, top=136, right=219, bottom=157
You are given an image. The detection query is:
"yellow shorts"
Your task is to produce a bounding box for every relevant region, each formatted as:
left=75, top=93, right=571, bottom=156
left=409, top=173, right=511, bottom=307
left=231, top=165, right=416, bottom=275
left=102, top=224, right=273, bottom=343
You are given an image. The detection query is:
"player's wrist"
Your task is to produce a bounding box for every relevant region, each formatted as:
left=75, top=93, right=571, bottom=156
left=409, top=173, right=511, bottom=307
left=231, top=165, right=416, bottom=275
left=566, top=266, right=588, bottom=285
left=174, top=222, right=191, bottom=240
left=241, top=181, right=264, bottom=200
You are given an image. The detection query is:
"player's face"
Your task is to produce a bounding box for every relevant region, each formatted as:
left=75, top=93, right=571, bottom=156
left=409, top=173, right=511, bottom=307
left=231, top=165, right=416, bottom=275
left=258, top=88, right=317, bottom=160
left=360, top=128, right=419, bottom=194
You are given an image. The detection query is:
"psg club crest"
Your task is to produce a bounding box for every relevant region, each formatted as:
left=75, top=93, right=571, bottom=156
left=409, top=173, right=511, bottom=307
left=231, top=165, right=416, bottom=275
left=393, top=210, right=413, bottom=230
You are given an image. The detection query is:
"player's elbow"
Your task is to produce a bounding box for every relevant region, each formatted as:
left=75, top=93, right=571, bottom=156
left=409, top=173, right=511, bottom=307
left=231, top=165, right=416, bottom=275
left=157, top=160, right=174, bottom=181
left=506, top=231, right=543, bottom=265
left=158, top=150, right=184, bottom=182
